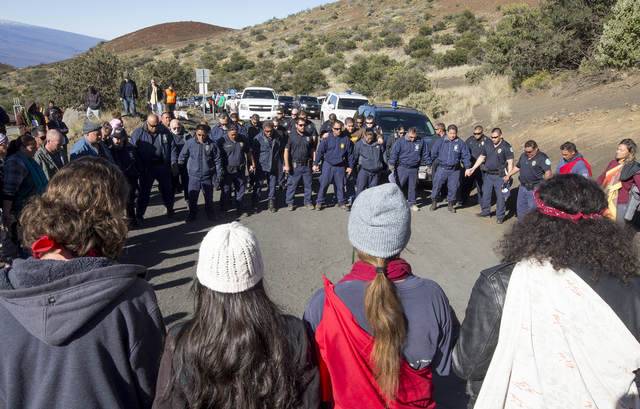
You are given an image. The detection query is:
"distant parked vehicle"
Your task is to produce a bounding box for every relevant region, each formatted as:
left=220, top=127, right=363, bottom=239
left=176, top=97, right=189, bottom=108
left=190, top=95, right=204, bottom=108
left=238, top=87, right=279, bottom=121
left=277, top=95, right=295, bottom=115
left=320, top=91, right=369, bottom=123
left=294, top=95, right=321, bottom=119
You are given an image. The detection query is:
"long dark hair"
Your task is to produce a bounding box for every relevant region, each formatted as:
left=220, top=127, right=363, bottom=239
left=164, top=280, right=299, bottom=409
left=497, top=173, right=640, bottom=283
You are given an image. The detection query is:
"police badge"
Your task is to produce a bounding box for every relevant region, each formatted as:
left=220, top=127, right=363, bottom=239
left=341, top=143, right=344, bottom=149
left=532, top=161, right=536, bottom=166
left=498, top=149, right=502, bottom=153
left=206, top=145, right=210, bottom=151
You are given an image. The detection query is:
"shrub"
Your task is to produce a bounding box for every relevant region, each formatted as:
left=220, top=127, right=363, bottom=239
left=419, top=26, right=433, bottom=36
left=404, top=35, right=433, bottom=59
left=404, top=91, right=445, bottom=118
left=384, top=66, right=430, bottom=99
left=141, top=59, right=195, bottom=97
left=596, top=0, right=640, bottom=67
left=291, top=61, right=328, bottom=94
left=433, top=33, right=458, bottom=45
left=384, top=34, right=404, bottom=48
left=434, top=48, right=470, bottom=68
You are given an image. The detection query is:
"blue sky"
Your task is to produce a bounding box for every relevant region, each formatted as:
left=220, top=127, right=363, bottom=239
left=3, top=0, right=334, bottom=40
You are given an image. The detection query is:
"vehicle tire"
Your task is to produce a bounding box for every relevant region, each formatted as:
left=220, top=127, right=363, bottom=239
left=320, top=113, right=325, bottom=122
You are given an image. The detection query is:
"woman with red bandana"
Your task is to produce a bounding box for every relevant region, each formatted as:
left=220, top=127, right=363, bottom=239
left=453, top=174, right=640, bottom=408
left=304, top=183, right=455, bottom=408
left=0, top=157, right=165, bottom=409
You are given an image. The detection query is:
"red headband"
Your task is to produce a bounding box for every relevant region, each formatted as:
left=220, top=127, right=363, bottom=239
left=534, top=189, right=605, bottom=223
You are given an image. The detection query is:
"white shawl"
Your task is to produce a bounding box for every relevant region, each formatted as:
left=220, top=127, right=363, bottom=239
left=475, top=259, right=640, bottom=409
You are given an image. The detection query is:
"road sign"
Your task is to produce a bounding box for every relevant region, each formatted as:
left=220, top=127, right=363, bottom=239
left=199, top=83, right=208, bottom=94
left=228, top=89, right=236, bottom=95
left=196, top=69, right=210, bottom=83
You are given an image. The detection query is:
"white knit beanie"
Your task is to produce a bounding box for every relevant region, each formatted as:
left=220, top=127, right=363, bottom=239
left=196, top=222, right=264, bottom=293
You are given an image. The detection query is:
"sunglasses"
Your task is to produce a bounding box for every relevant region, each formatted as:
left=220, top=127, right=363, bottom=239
left=332, top=128, right=341, bottom=131
left=474, top=132, right=482, bottom=135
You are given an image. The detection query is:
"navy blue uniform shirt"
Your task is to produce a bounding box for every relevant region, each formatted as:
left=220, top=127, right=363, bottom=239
left=517, top=150, right=551, bottom=184
left=465, top=134, right=491, bottom=161
left=313, top=131, right=355, bottom=168
left=285, top=129, right=315, bottom=163
left=389, top=135, right=430, bottom=168
left=428, top=136, right=472, bottom=168
left=221, top=134, right=250, bottom=167
left=481, top=139, right=514, bottom=171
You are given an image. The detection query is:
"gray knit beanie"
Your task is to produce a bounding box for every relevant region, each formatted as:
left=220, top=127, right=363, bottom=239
left=196, top=222, right=264, bottom=293
left=348, top=183, right=411, bottom=258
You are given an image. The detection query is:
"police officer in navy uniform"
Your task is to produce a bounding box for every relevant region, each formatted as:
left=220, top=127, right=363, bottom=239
left=298, top=110, right=318, bottom=143
left=313, top=120, right=355, bottom=210
left=283, top=117, right=316, bottom=211
left=130, top=114, right=179, bottom=225
left=276, top=109, right=292, bottom=134
left=465, top=127, right=514, bottom=224
left=251, top=121, right=282, bottom=213
left=219, top=123, right=255, bottom=217
left=460, top=125, right=490, bottom=205
left=504, top=140, right=552, bottom=219
left=388, top=127, right=431, bottom=211
left=364, top=115, right=383, bottom=140
left=427, top=124, right=472, bottom=213
left=354, top=128, right=386, bottom=198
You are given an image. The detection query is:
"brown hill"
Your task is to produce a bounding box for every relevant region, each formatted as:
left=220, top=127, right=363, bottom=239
left=104, top=21, right=233, bottom=53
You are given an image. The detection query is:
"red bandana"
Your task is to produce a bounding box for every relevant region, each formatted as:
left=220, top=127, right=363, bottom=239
left=31, top=236, right=101, bottom=259
left=534, top=189, right=605, bottom=223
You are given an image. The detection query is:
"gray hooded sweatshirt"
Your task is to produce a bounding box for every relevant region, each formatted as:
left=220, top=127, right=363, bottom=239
left=0, top=257, right=165, bottom=409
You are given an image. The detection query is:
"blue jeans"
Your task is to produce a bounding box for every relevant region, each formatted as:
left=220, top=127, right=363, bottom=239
left=123, top=97, right=136, bottom=115
left=151, top=101, right=163, bottom=115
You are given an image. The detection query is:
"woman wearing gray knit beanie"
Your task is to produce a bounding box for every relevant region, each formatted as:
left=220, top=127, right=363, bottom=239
left=153, top=222, right=320, bottom=409
left=304, top=183, right=454, bottom=408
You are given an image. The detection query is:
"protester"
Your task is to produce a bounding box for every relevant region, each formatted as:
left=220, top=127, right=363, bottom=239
left=555, top=141, right=591, bottom=178
left=153, top=222, right=319, bottom=408
left=34, top=129, right=68, bottom=181
left=110, top=111, right=124, bottom=131
left=86, top=85, right=102, bottom=121
left=0, top=157, right=165, bottom=408
left=16, top=100, right=45, bottom=136
left=453, top=174, right=640, bottom=408
left=2, top=135, right=47, bottom=266
left=119, top=73, right=138, bottom=116
left=596, top=138, right=640, bottom=223
left=304, top=183, right=454, bottom=408
left=169, top=119, right=190, bottom=203
left=70, top=122, right=114, bottom=163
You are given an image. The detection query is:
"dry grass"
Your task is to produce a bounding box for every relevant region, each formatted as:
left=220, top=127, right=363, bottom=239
left=490, top=100, right=512, bottom=124
left=427, top=64, right=475, bottom=80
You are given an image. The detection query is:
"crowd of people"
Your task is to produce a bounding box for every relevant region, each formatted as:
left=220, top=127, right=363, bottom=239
left=0, top=79, right=640, bottom=408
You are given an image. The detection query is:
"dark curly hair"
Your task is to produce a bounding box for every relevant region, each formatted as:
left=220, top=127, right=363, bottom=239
left=21, top=157, right=130, bottom=259
left=497, top=173, right=640, bottom=283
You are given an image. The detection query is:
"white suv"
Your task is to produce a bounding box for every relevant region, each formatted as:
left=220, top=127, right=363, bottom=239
left=320, top=91, right=370, bottom=123
left=238, top=87, right=279, bottom=121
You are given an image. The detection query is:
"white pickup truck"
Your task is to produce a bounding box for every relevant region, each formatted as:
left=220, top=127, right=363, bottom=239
left=238, top=87, right=279, bottom=121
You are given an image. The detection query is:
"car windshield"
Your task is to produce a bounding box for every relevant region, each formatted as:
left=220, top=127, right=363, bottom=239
left=244, top=90, right=276, bottom=99
left=376, top=113, right=436, bottom=136
left=338, top=98, right=368, bottom=110
left=278, top=96, right=294, bottom=101
left=193, top=96, right=203, bottom=101
left=300, top=96, right=318, bottom=103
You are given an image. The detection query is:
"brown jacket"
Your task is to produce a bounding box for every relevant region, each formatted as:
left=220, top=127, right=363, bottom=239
left=16, top=100, right=45, bottom=135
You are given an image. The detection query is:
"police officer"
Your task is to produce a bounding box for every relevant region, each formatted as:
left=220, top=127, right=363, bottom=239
left=130, top=114, right=179, bottom=225
left=389, top=127, right=431, bottom=211
left=276, top=109, right=292, bottom=133
left=319, top=113, right=337, bottom=138
left=289, top=109, right=299, bottom=133
left=385, top=124, right=406, bottom=164
left=354, top=128, right=386, bottom=198
left=283, top=117, right=316, bottom=211
left=504, top=140, right=552, bottom=218
left=313, top=120, right=354, bottom=210
left=252, top=121, right=282, bottom=213
left=465, top=127, right=514, bottom=224
left=427, top=124, right=472, bottom=213
left=247, top=114, right=262, bottom=143
left=219, top=123, right=255, bottom=217
left=272, top=116, right=289, bottom=190
left=428, top=123, right=447, bottom=198
left=355, top=115, right=365, bottom=129
left=298, top=110, right=318, bottom=143
left=169, top=119, right=191, bottom=203
left=178, top=124, right=223, bottom=223
left=460, top=125, right=490, bottom=205
left=364, top=115, right=383, bottom=140
left=210, top=113, right=232, bottom=144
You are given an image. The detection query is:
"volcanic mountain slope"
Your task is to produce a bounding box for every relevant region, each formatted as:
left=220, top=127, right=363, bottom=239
left=104, top=21, right=233, bottom=53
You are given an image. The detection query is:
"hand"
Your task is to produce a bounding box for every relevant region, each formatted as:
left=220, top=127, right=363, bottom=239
left=465, top=169, right=473, bottom=177
left=120, top=98, right=123, bottom=101
left=426, top=167, right=431, bottom=173
left=218, top=176, right=224, bottom=182
left=249, top=165, right=255, bottom=173
left=171, top=163, right=179, bottom=177
left=377, top=137, right=384, bottom=145
left=283, top=165, right=290, bottom=173
left=503, top=175, right=510, bottom=183
left=312, top=165, right=319, bottom=172
left=3, top=213, right=15, bottom=226
left=346, top=167, right=352, bottom=175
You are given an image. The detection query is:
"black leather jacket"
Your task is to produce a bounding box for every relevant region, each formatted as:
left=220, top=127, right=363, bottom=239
left=453, top=262, right=640, bottom=407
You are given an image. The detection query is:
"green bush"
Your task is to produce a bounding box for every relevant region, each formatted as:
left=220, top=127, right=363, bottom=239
left=404, top=91, right=445, bottom=118
left=384, top=66, right=430, bottom=99
left=596, top=0, right=640, bottom=67
left=433, top=33, right=458, bottom=45
left=419, top=26, right=433, bottom=36
left=384, top=34, right=404, bottom=48
left=141, top=59, right=194, bottom=96
left=434, top=48, right=470, bottom=68
left=291, top=61, right=328, bottom=94
left=404, top=35, right=433, bottom=59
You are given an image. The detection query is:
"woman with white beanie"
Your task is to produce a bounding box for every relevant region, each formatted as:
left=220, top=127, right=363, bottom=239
left=303, top=183, right=454, bottom=408
left=153, top=222, right=320, bottom=409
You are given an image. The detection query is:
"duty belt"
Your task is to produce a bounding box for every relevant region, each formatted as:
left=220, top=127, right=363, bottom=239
left=293, top=160, right=311, bottom=168
left=399, top=163, right=419, bottom=169
left=484, top=169, right=504, bottom=176
left=441, top=164, right=461, bottom=171
left=520, top=181, right=540, bottom=191
left=150, top=158, right=164, bottom=165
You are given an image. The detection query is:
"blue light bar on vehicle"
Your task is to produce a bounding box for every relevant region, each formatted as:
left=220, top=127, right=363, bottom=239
left=392, top=101, right=397, bottom=107
left=347, top=90, right=351, bottom=94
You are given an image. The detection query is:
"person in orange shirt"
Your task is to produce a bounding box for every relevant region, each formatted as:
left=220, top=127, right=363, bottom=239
left=164, top=84, right=177, bottom=115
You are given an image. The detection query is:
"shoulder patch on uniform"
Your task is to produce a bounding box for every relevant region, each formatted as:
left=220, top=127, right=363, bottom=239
left=240, top=142, right=244, bottom=147
left=545, top=158, right=551, bottom=166
left=510, top=147, right=514, bottom=152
